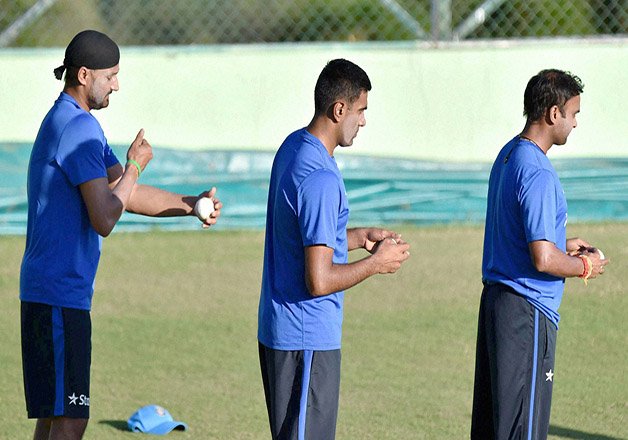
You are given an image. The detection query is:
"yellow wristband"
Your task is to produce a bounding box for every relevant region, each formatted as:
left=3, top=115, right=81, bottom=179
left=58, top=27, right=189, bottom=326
left=127, top=159, right=142, bottom=178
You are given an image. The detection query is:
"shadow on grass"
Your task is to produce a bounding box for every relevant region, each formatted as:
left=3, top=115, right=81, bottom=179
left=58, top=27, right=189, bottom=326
left=98, top=420, right=128, bottom=431
left=549, top=425, right=626, bottom=440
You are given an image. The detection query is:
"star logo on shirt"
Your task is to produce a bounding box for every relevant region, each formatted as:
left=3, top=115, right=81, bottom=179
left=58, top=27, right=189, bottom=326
left=68, top=393, right=78, bottom=405
left=545, top=369, right=554, bottom=382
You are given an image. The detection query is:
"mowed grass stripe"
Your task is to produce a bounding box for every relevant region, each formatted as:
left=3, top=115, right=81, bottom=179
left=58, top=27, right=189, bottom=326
left=0, top=223, right=625, bottom=439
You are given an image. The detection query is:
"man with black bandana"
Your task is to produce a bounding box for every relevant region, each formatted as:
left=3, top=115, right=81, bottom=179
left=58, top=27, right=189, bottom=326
left=19, top=30, right=223, bottom=440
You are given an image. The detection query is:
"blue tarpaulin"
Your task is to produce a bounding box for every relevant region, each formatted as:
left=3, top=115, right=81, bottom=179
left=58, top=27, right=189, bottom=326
left=1, top=143, right=627, bottom=234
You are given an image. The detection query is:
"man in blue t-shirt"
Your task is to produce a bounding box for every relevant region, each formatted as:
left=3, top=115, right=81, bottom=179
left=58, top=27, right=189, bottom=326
left=20, top=30, right=223, bottom=440
left=258, top=59, right=411, bottom=440
left=471, top=69, right=609, bottom=440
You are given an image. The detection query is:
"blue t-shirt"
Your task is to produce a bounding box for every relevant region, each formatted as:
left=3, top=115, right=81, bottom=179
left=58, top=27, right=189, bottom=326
left=482, top=136, right=568, bottom=326
left=258, top=128, right=349, bottom=350
left=20, top=92, right=120, bottom=310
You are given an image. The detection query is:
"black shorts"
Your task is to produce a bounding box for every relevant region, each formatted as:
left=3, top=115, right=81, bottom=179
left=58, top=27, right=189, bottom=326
left=259, top=342, right=341, bottom=440
left=21, top=301, right=92, bottom=419
left=471, top=283, right=557, bottom=440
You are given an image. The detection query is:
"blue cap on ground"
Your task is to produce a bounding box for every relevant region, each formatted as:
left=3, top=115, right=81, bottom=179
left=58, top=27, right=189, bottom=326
left=127, top=405, right=188, bottom=435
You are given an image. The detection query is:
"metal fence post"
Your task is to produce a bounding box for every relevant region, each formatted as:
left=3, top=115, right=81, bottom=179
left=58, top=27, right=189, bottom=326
left=431, top=0, right=452, bottom=41
left=0, top=0, right=59, bottom=47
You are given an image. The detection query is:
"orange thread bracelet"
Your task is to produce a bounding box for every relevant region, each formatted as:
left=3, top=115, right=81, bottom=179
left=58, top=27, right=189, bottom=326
left=578, top=255, right=592, bottom=285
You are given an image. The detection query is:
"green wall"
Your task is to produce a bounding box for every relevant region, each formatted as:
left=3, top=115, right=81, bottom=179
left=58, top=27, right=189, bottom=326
left=1, top=39, right=626, bottom=162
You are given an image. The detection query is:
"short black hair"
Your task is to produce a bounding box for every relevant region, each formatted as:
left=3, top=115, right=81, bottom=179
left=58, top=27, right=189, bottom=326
left=523, top=69, right=584, bottom=121
left=314, top=59, right=371, bottom=115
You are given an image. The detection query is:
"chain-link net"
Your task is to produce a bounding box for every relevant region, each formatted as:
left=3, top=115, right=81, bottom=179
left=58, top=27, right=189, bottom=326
left=1, top=0, right=626, bottom=47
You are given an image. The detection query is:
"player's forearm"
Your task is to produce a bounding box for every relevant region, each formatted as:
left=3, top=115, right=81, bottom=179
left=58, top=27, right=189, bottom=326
left=85, top=168, right=136, bottom=236
left=126, top=184, right=196, bottom=217
left=305, top=257, right=378, bottom=297
left=346, top=228, right=367, bottom=251
left=110, top=166, right=139, bottom=211
left=529, top=241, right=586, bottom=278
left=533, top=252, right=587, bottom=278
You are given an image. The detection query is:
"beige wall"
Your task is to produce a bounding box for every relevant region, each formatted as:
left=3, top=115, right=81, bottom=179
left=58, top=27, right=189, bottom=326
left=1, top=39, right=626, bottom=162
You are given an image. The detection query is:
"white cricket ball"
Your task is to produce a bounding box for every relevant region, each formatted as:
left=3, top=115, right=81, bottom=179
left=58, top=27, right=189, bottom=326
left=194, top=197, right=214, bottom=221
left=597, top=249, right=605, bottom=259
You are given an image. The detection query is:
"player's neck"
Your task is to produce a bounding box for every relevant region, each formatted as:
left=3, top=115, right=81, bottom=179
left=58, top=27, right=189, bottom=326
left=306, top=118, right=338, bottom=157
left=520, top=124, right=552, bottom=154
left=64, top=87, right=91, bottom=112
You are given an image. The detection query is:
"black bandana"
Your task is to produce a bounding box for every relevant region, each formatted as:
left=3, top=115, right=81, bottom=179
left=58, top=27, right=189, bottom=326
left=54, top=30, right=120, bottom=80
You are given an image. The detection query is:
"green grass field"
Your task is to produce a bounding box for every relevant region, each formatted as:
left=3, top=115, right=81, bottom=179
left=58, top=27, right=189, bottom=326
left=1, top=224, right=626, bottom=439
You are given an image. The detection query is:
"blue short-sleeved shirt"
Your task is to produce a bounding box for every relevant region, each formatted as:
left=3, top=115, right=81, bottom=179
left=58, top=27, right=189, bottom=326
left=258, top=128, right=349, bottom=350
left=20, top=92, right=120, bottom=310
left=482, top=136, right=568, bottom=326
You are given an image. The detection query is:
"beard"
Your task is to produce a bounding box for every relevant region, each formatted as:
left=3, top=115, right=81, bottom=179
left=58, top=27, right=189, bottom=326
left=88, top=92, right=110, bottom=110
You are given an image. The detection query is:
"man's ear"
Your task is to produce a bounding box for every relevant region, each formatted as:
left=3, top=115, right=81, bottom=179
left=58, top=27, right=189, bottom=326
left=331, top=101, right=345, bottom=122
left=546, top=105, right=560, bottom=125
left=76, top=66, right=90, bottom=86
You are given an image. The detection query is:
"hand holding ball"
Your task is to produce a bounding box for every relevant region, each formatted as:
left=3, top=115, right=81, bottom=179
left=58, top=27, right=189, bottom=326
left=194, top=197, right=215, bottom=221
